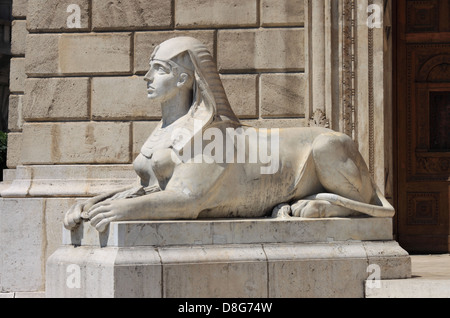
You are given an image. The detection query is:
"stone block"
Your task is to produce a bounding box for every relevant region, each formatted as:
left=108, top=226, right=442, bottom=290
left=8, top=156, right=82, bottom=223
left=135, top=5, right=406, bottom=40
left=6, top=132, right=22, bottom=168
left=260, top=73, right=306, bottom=118
left=134, top=31, right=215, bottom=74
left=132, top=121, right=160, bottom=160
left=265, top=243, right=368, bottom=298
left=12, top=0, right=27, bottom=18
left=1, top=165, right=137, bottom=198
left=0, top=198, right=45, bottom=292
left=27, top=0, right=90, bottom=32
left=24, top=78, right=89, bottom=121
left=26, top=33, right=132, bottom=76
left=9, top=58, right=26, bottom=93
left=261, top=0, right=305, bottom=26
left=92, top=0, right=172, bottom=31
left=65, top=218, right=394, bottom=248
left=91, top=76, right=160, bottom=120
left=221, top=74, right=258, bottom=119
left=160, top=245, right=267, bottom=298
left=8, top=95, right=23, bottom=132
left=218, top=28, right=305, bottom=71
left=46, top=246, right=162, bottom=298
left=11, top=20, right=27, bottom=56
left=175, top=0, right=258, bottom=28
left=20, top=122, right=131, bottom=164
left=47, top=219, right=411, bottom=298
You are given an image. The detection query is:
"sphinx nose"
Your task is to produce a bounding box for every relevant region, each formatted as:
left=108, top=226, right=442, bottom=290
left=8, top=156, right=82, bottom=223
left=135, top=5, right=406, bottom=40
left=144, top=70, right=153, bottom=82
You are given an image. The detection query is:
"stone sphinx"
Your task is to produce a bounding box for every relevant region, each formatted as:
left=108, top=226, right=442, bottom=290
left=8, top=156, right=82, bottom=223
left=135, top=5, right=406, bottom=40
left=64, top=36, right=394, bottom=233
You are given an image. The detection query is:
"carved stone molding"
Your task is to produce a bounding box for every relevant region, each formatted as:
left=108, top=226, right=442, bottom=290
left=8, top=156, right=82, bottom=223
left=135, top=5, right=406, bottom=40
left=341, top=0, right=356, bottom=138
left=309, top=109, right=330, bottom=128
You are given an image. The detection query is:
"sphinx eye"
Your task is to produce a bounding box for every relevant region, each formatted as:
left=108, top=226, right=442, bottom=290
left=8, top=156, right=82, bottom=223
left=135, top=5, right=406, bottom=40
left=156, top=64, right=170, bottom=73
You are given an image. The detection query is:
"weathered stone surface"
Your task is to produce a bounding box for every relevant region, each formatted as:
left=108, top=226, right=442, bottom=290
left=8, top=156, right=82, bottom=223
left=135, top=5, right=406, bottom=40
left=12, top=0, right=27, bottom=18
left=220, top=74, right=258, bottom=119
left=11, top=20, right=27, bottom=56
left=26, top=33, right=132, bottom=76
left=27, top=0, right=90, bottom=32
left=25, top=34, right=59, bottom=75
left=132, top=121, right=160, bottom=160
left=9, top=58, right=26, bottom=93
left=47, top=219, right=410, bottom=298
left=175, top=0, right=257, bottom=28
left=0, top=198, right=45, bottom=292
left=92, top=0, right=172, bottom=30
left=20, top=122, right=131, bottom=164
left=24, top=78, right=89, bottom=121
left=134, top=31, right=215, bottom=74
left=218, top=28, right=305, bottom=71
left=1, top=165, right=137, bottom=198
left=91, top=76, right=160, bottom=120
left=8, top=95, right=23, bottom=132
left=260, top=73, right=306, bottom=118
left=261, top=0, right=305, bottom=26
left=6, top=133, right=22, bottom=168
left=241, top=118, right=308, bottom=129
left=66, top=218, right=394, bottom=248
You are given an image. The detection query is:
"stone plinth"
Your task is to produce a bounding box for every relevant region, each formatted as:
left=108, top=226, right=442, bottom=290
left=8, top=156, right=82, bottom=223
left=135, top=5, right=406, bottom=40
left=46, top=218, right=411, bottom=298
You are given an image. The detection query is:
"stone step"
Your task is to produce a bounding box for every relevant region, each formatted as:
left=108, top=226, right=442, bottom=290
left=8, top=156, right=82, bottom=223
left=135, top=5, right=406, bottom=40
left=366, top=279, right=450, bottom=298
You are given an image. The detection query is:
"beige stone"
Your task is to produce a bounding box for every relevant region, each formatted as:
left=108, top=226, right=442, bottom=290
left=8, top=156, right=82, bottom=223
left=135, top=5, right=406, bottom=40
left=8, top=95, right=23, bottom=132
left=20, top=122, right=131, bottom=164
left=11, top=20, right=27, bottom=56
left=12, top=0, right=27, bottom=18
left=91, top=76, right=160, bottom=120
left=9, top=58, right=26, bottom=93
left=218, top=28, right=305, bottom=71
left=92, top=0, right=172, bottom=30
left=134, top=31, right=215, bottom=74
left=25, top=34, right=59, bottom=75
left=0, top=198, right=45, bottom=292
left=6, top=133, right=22, bottom=168
left=24, top=78, right=89, bottom=121
left=1, top=165, right=136, bottom=198
left=175, top=0, right=257, bottom=28
left=132, top=121, right=160, bottom=160
left=26, top=33, right=132, bottom=76
left=260, top=73, right=306, bottom=118
left=27, top=0, right=90, bottom=32
left=261, top=0, right=305, bottom=26
left=241, top=118, right=308, bottom=129
left=221, top=74, right=258, bottom=119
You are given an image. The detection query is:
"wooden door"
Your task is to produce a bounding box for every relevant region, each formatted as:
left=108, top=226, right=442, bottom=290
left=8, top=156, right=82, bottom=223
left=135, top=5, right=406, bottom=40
left=395, top=0, right=450, bottom=253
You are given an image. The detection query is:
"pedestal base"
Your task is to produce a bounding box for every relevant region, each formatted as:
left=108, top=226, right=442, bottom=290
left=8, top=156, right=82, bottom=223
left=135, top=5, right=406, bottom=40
left=46, top=218, right=411, bottom=298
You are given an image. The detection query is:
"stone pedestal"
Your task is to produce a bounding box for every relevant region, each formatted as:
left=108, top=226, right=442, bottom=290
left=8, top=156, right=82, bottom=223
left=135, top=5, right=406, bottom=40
left=46, top=217, right=411, bottom=298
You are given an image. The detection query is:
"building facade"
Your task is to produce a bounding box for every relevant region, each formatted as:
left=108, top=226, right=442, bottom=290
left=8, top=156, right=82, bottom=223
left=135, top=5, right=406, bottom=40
left=0, top=0, right=448, bottom=295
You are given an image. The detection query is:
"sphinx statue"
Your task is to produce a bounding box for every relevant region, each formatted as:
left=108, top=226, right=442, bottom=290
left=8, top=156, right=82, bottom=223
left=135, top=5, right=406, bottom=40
left=64, top=37, right=394, bottom=233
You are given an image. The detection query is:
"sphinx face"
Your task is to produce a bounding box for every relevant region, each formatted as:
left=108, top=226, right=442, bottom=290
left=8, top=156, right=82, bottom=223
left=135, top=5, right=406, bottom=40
left=144, top=59, right=180, bottom=102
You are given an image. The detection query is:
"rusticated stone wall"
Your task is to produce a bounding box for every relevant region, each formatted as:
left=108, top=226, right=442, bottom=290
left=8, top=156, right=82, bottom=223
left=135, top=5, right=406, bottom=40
left=7, top=0, right=307, bottom=169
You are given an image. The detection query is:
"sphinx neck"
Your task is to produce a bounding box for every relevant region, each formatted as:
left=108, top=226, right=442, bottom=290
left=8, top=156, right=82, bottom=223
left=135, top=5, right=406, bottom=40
left=161, top=89, right=193, bottom=128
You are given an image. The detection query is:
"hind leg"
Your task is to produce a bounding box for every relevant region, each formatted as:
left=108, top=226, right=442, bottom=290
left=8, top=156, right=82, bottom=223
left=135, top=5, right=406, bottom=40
left=295, top=132, right=376, bottom=218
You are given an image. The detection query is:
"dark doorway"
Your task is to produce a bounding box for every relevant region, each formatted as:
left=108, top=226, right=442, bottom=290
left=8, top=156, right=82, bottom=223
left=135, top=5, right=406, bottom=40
left=394, top=0, right=450, bottom=253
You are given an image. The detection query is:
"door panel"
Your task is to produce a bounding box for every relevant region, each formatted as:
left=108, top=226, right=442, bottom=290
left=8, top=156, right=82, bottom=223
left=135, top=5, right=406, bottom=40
left=396, top=0, right=450, bottom=253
